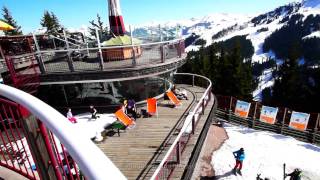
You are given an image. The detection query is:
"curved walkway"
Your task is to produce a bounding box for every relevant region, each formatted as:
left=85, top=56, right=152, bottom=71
left=191, top=125, right=228, bottom=179
left=96, top=85, right=212, bottom=179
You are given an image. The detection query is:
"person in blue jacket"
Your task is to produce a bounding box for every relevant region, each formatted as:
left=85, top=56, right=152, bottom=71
left=233, top=148, right=245, bottom=174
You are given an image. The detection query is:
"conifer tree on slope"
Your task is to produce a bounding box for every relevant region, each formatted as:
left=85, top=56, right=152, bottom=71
left=40, top=11, right=62, bottom=35
left=272, top=41, right=304, bottom=109
left=88, top=14, right=109, bottom=40
left=1, top=6, right=22, bottom=35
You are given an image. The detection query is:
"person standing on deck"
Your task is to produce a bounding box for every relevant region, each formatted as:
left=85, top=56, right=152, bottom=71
left=90, top=105, right=99, bottom=120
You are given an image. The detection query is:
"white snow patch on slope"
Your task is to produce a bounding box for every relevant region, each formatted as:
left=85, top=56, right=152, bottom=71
left=212, top=123, right=320, bottom=180
left=303, top=30, right=320, bottom=39
left=253, top=68, right=275, bottom=101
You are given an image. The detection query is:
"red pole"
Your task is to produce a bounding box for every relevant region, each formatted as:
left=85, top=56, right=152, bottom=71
left=38, top=121, right=63, bottom=180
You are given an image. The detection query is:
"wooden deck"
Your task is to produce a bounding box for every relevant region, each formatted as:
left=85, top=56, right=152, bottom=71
left=96, top=85, right=214, bottom=180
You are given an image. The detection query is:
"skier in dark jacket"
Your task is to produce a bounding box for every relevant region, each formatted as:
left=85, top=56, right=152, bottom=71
left=233, top=148, right=245, bottom=174
left=285, top=168, right=302, bottom=180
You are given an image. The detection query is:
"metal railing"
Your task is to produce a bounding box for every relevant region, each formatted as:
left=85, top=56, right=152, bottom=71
left=2, top=38, right=185, bottom=75
left=151, top=73, right=212, bottom=180
left=0, top=84, right=126, bottom=180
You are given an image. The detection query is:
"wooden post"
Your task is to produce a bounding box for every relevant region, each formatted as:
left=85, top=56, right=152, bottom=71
left=202, top=100, right=205, bottom=115
left=312, top=113, right=320, bottom=143
left=160, top=45, right=165, bottom=63
left=229, top=96, right=233, bottom=112
left=280, top=108, right=287, bottom=134
left=252, top=102, right=258, bottom=128
left=63, top=30, right=75, bottom=72
left=176, top=141, right=181, bottom=164
left=20, top=114, right=62, bottom=180
left=192, top=75, right=195, bottom=87
left=191, top=116, right=195, bottom=134
left=32, top=33, right=46, bottom=74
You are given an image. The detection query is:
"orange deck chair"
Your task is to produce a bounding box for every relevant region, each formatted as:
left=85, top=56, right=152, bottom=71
left=166, top=90, right=182, bottom=107
left=147, top=98, right=158, bottom=117
left=112, top=109, right=135, bottom=136
left=114, top=109, right=135, bottom=126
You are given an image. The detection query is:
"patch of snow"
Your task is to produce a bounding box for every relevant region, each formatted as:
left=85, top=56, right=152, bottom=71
left=299, top=0, right=320, bottom=17
left=302, top=30, right=320, bottom=39
left=212, top=123, right=320, bottom=180
left=74, top=113, right=117, bottom=139
left=253, top=68, right=275, bottom=101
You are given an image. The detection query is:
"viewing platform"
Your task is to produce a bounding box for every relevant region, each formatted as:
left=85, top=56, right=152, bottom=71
left=96, top=84, right=214, bottom=179
left=1, top=37, right=186, bottom=84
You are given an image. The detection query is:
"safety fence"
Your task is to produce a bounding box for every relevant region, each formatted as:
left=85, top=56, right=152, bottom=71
left=0, top=84, right=126, bottom=180
left=1, top=30, right=185, bottom=75
left=215, top=95, right=320, bottom=144
left=151, top=73, right=213, bottom=180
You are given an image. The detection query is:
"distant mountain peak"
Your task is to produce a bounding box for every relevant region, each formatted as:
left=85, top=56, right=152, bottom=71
left=303, top=0, right=320, bottom=8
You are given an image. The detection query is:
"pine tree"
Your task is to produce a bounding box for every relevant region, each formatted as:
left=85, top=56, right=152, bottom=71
left=1, top=6, right=22, bottom=35
left=88, top=14, right=109, bottom=40
left=40, top=11, right=62, bottom=35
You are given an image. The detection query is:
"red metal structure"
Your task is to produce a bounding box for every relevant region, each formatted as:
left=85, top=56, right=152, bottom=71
left=0, top=35, right=40, bottom=94
left=0, top=97, right=83, bottom=180
left=108, top=0, right=126, bottom=36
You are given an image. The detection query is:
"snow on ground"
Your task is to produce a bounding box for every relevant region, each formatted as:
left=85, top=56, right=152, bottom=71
left=212, top=123, right=320, bottom=180
left=74, top=113, right=117, bottom=139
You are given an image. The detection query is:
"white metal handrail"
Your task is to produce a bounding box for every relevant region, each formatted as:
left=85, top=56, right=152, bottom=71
left=150, top=73, right=212, bottom=179
left=39, top=38, right=184, bottom=54
left=0, top=84, right=126, bottom=180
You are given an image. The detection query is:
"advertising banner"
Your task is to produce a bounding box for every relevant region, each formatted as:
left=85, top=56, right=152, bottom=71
left=289, top=111, right=310, bottom=131
left=235, top=100, right=251, bottom=118
left=260, top=106, right=278, bottom=124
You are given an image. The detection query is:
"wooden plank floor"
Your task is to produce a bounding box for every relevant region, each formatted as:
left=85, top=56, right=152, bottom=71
left=96, top=85, right=213, bottom=180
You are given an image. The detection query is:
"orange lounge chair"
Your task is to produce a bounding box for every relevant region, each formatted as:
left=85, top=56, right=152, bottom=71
left=147, top=98, right=158, bottom=117
left=112, top=109, right=135, bottom=136
left=114, top=109, right=135, bottom=126
left=166, top=90, right=181, bottom=107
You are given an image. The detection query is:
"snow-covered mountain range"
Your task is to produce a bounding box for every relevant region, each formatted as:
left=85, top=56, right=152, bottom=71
left=135, top=0, right=320, bottom=63
left=132, top=0, right=320, bottom=101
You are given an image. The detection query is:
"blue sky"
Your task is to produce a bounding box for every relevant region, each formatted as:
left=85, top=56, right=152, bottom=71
left=1, top=0, right=296, bottom=33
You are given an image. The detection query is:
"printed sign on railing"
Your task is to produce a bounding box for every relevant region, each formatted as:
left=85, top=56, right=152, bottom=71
left=235, top=100, right=251, bottom=118
left=260, top=106, right=278, bottom=124
left=289, top=111, right=310, bottom=131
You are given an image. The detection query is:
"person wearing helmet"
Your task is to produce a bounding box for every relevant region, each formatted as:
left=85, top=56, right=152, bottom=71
left=233, top=148, right=245, bottom=175
left=285, top=168, right=302, bottom=180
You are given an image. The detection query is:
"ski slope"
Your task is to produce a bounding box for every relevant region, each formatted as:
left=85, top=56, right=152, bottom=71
left=212, top=123, right=320, bottom=180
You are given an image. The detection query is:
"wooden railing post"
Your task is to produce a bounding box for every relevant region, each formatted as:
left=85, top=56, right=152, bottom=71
left=160, top=45, right=165, bottom=63
left=229, top=96, right=233, bottom=112
left=31, top=34, right=46, bottom=74
left=192, top=75, right=195, bottom=87
left=191, top=116, right=195, bottom=134
left=280, top=108, right=287, bottom=134
left=312, top=113, right=320, bottom=143
left=176, top=141, right=181, bottom=164
left=227, top=109, right=232, bottom=122
left=252, top=102, right=258, bottom=128
left=202, top=100, right=205, bottom=115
